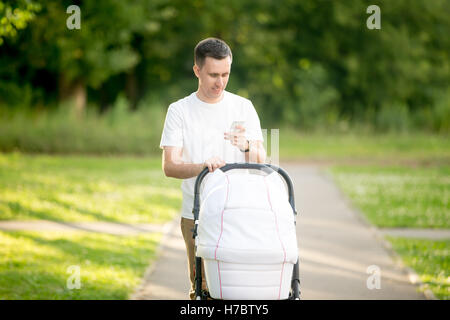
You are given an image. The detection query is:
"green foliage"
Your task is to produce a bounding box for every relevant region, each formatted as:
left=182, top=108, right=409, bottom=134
left=0, top=96, right=166, bottom=155
left=407, top=89, right=450, bottom=134
left=285, top=63, right=340, bottom=129
left=375, top=102, right=411, bottom=133
left=0, top=0, right=41, bottom=45
left=0, top=0, right=449, bottom=133
left=28, top=1, right=145, bottom=87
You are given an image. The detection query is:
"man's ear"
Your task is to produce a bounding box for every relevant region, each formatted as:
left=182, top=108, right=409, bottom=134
left=193, top=64, right=200, bottom=78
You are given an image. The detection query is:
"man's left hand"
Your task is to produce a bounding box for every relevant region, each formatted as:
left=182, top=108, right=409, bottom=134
left=224, top=125, right=249, bottom=152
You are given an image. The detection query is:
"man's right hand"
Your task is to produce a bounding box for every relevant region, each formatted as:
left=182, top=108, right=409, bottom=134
left=163, top=147, right=226, bottom=178
left=204, top=157, right=226, bottom=172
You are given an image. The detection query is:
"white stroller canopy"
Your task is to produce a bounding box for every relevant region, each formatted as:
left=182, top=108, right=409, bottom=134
left=196, top=168, right=298, bottom=265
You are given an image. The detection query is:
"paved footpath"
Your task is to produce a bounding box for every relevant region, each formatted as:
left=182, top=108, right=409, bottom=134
left=131, top=163, right=428, bottom=300
left=130, top=217, right=189, bottom=300
left=284, top=164, right=426, bottom=299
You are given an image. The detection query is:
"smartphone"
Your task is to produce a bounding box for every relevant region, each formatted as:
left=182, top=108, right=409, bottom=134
left=230, top=121, right=245, bottom=133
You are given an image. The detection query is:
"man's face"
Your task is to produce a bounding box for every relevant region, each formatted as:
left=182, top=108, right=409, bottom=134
left=194, top=56, right=231, bottom=102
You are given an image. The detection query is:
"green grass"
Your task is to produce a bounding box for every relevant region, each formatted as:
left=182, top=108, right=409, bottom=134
left=387, top=237, right=449, bottom=300
left=1, top=132, right=449, bottom=300
left=0, top=152, right=181, bottom=223
left=329, top=165, right=449, bottom=228
left=328, top=164, right=449, bottom=299
left=279, top=130, right=450, bottom=163
left=0, top=153, right=181, bottom=299
left=0, top=230, right=161, bottom=299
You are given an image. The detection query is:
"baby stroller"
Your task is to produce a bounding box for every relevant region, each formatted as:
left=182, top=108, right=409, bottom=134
left=192, top=163, right=300, bottom=300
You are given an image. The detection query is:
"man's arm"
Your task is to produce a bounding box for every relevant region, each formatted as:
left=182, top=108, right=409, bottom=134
left=246, top=140, right=266, bottom=163
left=162, top=146, right=226, bottom=179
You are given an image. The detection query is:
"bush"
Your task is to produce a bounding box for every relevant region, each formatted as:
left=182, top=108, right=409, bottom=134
left=429, top=90, right=450, bottom=133
left=375, top=103, right=411, bottom=133
left=0, top=96, right=166, bottom=155
left=285, top=63, right=340, bottom=131
left=411, top=90, right=450, bottom=134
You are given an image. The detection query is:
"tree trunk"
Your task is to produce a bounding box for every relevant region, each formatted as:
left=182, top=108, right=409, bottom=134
left=72, top=81, right=86, bottom=116
left=59, top=75, right=86, bottom=117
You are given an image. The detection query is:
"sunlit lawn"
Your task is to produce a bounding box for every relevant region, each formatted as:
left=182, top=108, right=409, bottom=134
left=387, top=237, right=449, bottom=300
left=0, top=152, right=181, bottom=299
left=329, top=165, right=449, bottom=299
left=2, top=138, right=449, bottom=299
left=279, top=131, right=450, bottom=164
left=329, top=165, right=449, bottom=228
left=0, top=230, right=161, bottom=299
left=0, top=153, right=181, bottom=223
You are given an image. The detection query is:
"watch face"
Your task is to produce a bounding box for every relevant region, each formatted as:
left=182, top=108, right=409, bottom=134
left=240, top=140, right=250, bottom=152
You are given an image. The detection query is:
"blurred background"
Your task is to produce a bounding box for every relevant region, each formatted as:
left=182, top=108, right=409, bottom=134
left=0, top=0, right=448, bottom=300
left=0, top=0, right=448, bottom=155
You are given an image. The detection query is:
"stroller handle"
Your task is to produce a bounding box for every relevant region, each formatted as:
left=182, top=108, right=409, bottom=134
left=192, top=163, right=297, bottom=221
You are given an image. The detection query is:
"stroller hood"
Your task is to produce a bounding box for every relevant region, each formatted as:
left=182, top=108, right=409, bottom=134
left=196, top=168, right=298, bottom=265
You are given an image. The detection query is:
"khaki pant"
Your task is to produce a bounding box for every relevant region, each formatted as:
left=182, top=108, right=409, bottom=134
left=180, top=217, right=207, bottom=299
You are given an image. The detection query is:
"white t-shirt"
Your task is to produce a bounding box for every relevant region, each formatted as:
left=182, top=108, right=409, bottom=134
left=160, top=90, right=264, bottom=220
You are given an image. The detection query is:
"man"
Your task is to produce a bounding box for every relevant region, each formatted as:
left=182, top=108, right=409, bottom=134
left=159, top=37, right=266, bottom=299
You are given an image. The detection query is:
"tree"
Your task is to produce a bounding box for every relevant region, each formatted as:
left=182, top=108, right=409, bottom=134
left=0, top=0, right=41, bottom=45
left=1, top=0, right=153, bottom=113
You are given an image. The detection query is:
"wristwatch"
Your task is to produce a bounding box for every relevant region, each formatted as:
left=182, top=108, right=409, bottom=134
left=240, top=140, right=250, bottom=153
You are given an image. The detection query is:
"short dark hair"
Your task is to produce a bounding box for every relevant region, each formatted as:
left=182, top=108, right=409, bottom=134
left=194, top=38, right=232, bottom=68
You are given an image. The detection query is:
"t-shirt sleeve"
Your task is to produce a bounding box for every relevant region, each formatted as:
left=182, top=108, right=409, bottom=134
left=159, top=103, right=183, bottom=149
left=245, top=100, right=264, bottom=142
